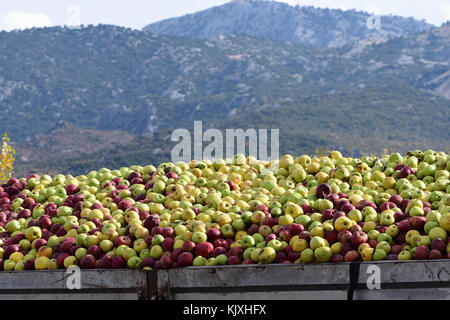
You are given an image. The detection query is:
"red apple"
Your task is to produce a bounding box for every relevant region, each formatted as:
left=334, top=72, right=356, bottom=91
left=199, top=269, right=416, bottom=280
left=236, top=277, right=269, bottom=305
left=80, top=254, right=96, bottom=269
left=195, top=242, right=213, bottom=258
left=207, top=228, right=221, bottom=241
left=344, top=250, right=361, bottom=262
left=410, top=216, right=426, bottom=230
left=338, top=230, right=352, bottom=243
left=429, top=249, right=442, bottom=260
left=177, top=252, right=194, bottom=267
left=430, top=238, right=446, bottom=252
left=351, top=231, right=368, bottom=248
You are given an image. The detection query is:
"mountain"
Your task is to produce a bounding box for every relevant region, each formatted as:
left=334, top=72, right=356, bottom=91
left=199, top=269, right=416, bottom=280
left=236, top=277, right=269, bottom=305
left=0, top=23, right=448, bottom=177
left=143, top=0, right=433, bottom=48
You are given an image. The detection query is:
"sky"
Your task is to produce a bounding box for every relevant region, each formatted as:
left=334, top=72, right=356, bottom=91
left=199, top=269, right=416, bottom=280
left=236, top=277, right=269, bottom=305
left=0, top=0, right=449, bottom=32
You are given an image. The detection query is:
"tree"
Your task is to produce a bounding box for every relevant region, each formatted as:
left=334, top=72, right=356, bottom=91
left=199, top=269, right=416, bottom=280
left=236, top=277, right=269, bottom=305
left=0, top=133, right=15, bottom=184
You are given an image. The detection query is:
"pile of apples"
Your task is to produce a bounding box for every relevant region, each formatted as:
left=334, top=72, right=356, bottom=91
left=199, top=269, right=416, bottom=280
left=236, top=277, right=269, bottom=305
left=0, top=150, right=449, bottom=271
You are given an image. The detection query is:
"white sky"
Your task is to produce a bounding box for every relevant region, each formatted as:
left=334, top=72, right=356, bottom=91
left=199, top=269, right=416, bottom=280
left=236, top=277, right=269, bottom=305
left=0, top=0, right=449, bottom=32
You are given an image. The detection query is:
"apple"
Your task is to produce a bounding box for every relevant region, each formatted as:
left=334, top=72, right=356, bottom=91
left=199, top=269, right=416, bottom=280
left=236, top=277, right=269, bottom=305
left=410, top=216, right=426, bottom=230
left=376, top=241, right=391, bottom=254
left=127, top=256, right=142, bottom=269
left=100, top=240, right=114, bottom=252
left=338, top=230, right=352, bottom=243
left=80, top=254, right=96, bottom=269
left=316, top=184, right=332, bottom=199
left=37, top=246, right=53, bottom=258
left=241, top=235, right=256, bottom=249
left=192, top=232, right=207, bottom=244
left=34, top=256, right=50, bottom=270
left=344, top=250, right=360, bottom=262
left=334, top=216, right=352, bottom=232
left=429, top=227, right=447, bottom=241
left=415, top=246, right=429, bottom=260
left=309, top=236, right=326, bottom=250
left=386, top=225, right=399, bottom=238
left=417, top=235, right=431, bottom=247
left=439, top=214, right=450, bottom=232
left=161, top=238, right=174, bottom=252
left=149, top=245, right=163, bottom=259
left=5, top=220, right=21, bottom=233
left=193, top=256, right=207, bottom=266
left=351, top=231, right=368, bottom=248
left=424, top=222, right=439, bottom=235
left=195, top=242, right=213, bottom=258
left=429, top=249, right=442, bottom=260
left=207, top=228, right=221, bottom=241
left=177, top=252, right=194, bottom=267
left=111, top=256, right=126, bottom=268
left=330, top=254, right=344, bottom=263
left=314, top=247, right=332, bottom=262
left=373, top=249, right=387, bottom=261
left=430, top=238, right=446, bottom=252
left=258, top=247, right=276, bottom=264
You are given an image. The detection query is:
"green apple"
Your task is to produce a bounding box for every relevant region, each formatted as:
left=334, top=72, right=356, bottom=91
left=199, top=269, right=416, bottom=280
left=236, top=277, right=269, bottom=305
left=425, top=210, right=441, bottom=223
left=348, top=209, right=363, bottom=223
left=424, top=221, right=439, bottom=234
left=19, top=239, right=31, bottom=251
left=127, top=256, right=142, bottom=269
left=57, top=206, right=73, bottom=217
left=193, top=256, right=207, bottom=266
left=267, top=239, right=283, bottom=252
left=398, top=250, right=412, bottom=260
left=6, top=220, right=21, bottom=234
left=24, top=226, right=42, bottom=241
left=377, top=233, right=393, bottom=244
left=429, top=227, right=447, bottom=241
left=295, top=215, right=311, bottom=227
left=375, top=241, right=391, bottom=254
left=75, top=248, right=88, bottom=260
left=380, top=212, right=395, bottom=226
left=385, top=225, right=399, bottom=238
left=4, top=259, right=16, bottom=271
left=439, top=214, right=450, bottom=232
left=300, top=248, right=315, bottom=263
left=150, top=245, right=163, bottom=259
left=243, top=247, right=255, bottom=260
left=206, top=257, right=217, bottom=266
left=84, top=235, right=99, bottom=247
left=258, top=247, right=276, bottom=264
left=75, top=234, right=88, bottom=246
left=152, top=234, right=164, bottom=246
left=252, top=233, right=264, bottom=244
left=133, top=239, right=148, bottom=253
left=122, top=248, right=137, bottom=261
left=241, top=235, right=256, bottom=249
left=231, top=219, right=246, bottom=231
left=363, top=221, right=377, bottom=233
left=314, top=247, right=332, bottom=262
left=192, top=232, right=207, bottom=244
left=409, top=206, right=424, bottom=217
left=215, top=254, right=227, bottom=265
left=367, top=230, right=380, bottom=240
left=100, top=240, right=114, bottom=252
left=256, top=241, right=266, bottom=249
left=310, top=236, right=326, bottom=250
left=373, top=249, right=387, bottom=261
left=417, top=235, right=431, bottom=247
